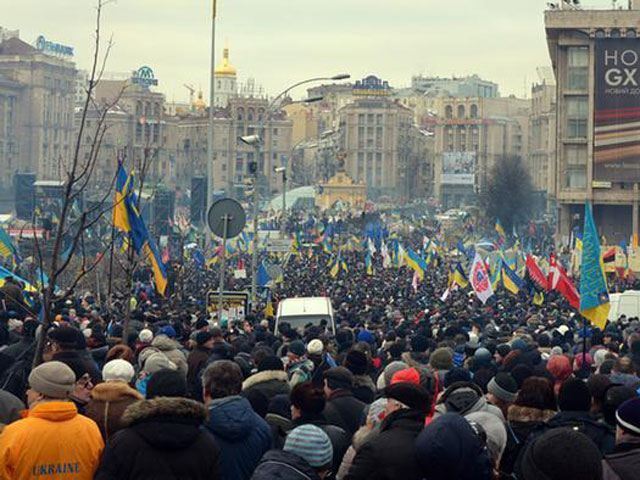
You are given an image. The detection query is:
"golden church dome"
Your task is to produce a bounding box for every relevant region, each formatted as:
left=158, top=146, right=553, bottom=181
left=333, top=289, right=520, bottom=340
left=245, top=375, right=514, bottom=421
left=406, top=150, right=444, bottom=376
left=215, top=48, right=236, bottom=76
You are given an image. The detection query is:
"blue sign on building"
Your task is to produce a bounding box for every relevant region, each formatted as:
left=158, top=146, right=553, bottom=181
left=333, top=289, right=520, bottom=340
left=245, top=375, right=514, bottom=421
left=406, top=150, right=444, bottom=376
left=131, top=66, right=159, bottom=87
left=352, top=75, right=391, bottom=96
left=35, top=35, right=74, bottom=57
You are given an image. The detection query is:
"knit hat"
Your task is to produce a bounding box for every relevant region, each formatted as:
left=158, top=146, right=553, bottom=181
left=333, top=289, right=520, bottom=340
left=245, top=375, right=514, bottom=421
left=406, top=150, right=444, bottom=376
left=520, top=429, right=602, bottom=480
left=593, top=348, right=608, bottom=369
left=195, top=331, right=213, bottom=346
left=511, top=338, right=528, bottom=352
left=288, top=340, right=306, bottom=357
left=391, top=367, right=421, bottom=386
left=379, top=360, right=408, bottom=389
left=138, top=329, right=153, bottom=343
left=324, top=367, right=353, bottom=390
left=366, top=398, right=388, bottom=427
left=143, top=352, right=177, bottom=374
left=158, top=325, right=176, bottom=338
left=444, top=367, right=472, bottom=388
left=258, top=355, right=284, bottom=372
left=284, top=424, right=333, bottom=468
left=415, top=413, right=493, bottom=480
left=344, top=350, right=368, bottom=376
left=146, top=369, right=188, bottom=399
left=102, top=359, right=135, bottom=383
left=430, top=347, right=453, bottom=370
left=616, top=397, right=640, bottom=435
left=307, top=339, right=324, bottom=355
left=384, top=382, right=430, bottom=413
left=28, top=361, right=76, bottom=399
left=195, top=318, right=209, bottom=330
left=496, top=344, right=511, bottom=358
left=357, top=329, right=374, bottom=344
left=466, top=411, right=507, bottom=465
left=487, top=373, right=518, bottom=403
left=558, top=378, right=591, bottom=412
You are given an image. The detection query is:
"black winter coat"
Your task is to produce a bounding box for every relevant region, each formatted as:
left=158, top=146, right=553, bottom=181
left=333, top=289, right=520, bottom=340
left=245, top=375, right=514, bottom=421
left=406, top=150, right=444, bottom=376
left=603, top=438, right=640, bottom=480
left=344, top=408, right=426, bottom=480
left=291, top=414, right=351, bottom=472
left=94, top=397, right=221, bottom=480
left=242, top=370, right=291, bottom=402
left=323, top=390, right=366, bottom=438
left=251, top=450, right=321, bottom=480
left=52, top=349, right=102, bottom=383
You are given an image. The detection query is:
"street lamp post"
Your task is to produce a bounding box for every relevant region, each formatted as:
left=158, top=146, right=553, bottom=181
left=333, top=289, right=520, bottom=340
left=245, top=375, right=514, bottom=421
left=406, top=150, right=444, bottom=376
left=206, top=0, right=217, bottom=248
left=244, top=74, right=350, bottom=310
left=274, top=166, right=287, bottom=234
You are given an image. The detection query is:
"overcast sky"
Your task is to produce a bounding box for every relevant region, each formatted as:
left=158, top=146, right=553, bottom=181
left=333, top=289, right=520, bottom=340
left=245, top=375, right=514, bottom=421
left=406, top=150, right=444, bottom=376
left=4, top=0, right=614, bottom=102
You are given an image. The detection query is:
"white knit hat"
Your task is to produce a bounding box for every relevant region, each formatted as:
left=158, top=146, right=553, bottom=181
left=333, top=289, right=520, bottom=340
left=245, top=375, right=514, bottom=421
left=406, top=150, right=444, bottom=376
left=138, top=329, right=153, bottom=343
left=307, top=339, right=324, bottom=355
left=102, top=359, right=135, bottom=383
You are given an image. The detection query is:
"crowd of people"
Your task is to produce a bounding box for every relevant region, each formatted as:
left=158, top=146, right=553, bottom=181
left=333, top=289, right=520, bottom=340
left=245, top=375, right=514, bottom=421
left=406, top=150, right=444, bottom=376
left=0, top=214, right=639, bottom=479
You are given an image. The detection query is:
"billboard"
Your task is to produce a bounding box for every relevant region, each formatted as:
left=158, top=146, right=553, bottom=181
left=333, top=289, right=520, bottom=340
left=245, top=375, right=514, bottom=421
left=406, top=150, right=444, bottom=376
left=442, top=152, right=475, bottom=185
left=594, top=39, right=640, bottom=182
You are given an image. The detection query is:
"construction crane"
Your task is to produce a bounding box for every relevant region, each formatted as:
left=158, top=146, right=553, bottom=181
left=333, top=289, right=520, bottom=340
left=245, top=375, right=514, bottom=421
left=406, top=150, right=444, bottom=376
left=183, top=84, right=195, bottom=106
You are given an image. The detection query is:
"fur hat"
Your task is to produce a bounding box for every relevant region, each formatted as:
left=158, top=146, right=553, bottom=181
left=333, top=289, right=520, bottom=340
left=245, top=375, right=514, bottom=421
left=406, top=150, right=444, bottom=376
left=384, top=382, right=430, bottom=413
left=430, top=347, right=453, bottom=370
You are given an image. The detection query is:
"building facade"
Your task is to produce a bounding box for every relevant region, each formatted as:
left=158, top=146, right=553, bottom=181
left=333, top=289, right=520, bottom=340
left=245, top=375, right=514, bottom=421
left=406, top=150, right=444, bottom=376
left=545, top=4, right=640, bottom=244
left=411, top=74, right=499, bottom=98
left=0, top=36, right=76, bottom=184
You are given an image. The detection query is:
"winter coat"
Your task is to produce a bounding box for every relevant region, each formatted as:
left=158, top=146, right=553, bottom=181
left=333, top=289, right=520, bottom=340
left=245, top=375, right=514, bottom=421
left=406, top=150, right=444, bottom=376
left=434, top=381, right=505, bottom=422
left=352, top=374, right=376, bottom=404
left=204, top=395, right=272, bottom=480
left=344, top=408, right=425, bottom=480
left=310, top=353, right=337, bottom=387
left=186, top=346, right=211, bottom=400
left=0, top=389, right=24, bottom=426
left=94, top=396, right=220, bottom=480
left=267, top=412, right=292, bottom=449
left=528, top=410, right=615, bottom=455
left=288, top=358, right=315, bottom=387
left=602, top=436, right=640, bottom=480
left=243, top=370, right=291, bottom=401
left=323, top=389, right=366, bottom=438
left=0, top=401, right=104, bottom=480
left=84, top=381, right=143, bottom=440
left=52, top=349, right=102, bottom=383
left=251, top=449, right=321, bottom=480
left=151, top=335, right=188, bottom=376
left=337, top=425, right=380, bottom=480
left=291, top=413, right=351, bottom=471
left=501, top=405, right=556, bottom=476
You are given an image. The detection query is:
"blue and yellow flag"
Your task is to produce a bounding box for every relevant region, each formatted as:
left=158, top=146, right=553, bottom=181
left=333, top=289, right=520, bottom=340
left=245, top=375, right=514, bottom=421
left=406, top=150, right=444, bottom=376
left=0, top=226, right=20, bottom=265
left=495, top=219, right=506, bottom=238
left=579, top=202, right=609, bottom=329
left=451, top=262, right=469, bottom=288
left=405, top=247, right=428, bottom=281
left=501, top=259, right=524, bottom=295
left=365, top=251, right=373, bottom=276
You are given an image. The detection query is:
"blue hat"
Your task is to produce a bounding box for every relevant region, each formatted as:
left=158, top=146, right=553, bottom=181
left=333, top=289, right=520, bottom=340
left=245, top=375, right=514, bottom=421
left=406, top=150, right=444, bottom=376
left=284, top=424, right=333, bottom=468
left=357, top=329, right=374, bottom=344
left=158, top=325, right=176, bottom=338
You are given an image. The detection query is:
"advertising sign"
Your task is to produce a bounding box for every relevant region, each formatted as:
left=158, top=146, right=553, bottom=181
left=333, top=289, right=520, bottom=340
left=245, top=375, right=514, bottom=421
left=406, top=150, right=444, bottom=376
left=131, top=66, right=158, bottom=87
left=594, top=39, right=640, bottom=182
left=35, top=35, right=74, bottom=57
left=206, top=290, right=248, bottom=323
left=442, top=152, right=475, bottom=185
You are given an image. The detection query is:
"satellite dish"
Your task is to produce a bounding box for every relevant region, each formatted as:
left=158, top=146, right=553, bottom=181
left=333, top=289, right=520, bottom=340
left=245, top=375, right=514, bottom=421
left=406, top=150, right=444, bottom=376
left=207, top=198, right=246, bottom=239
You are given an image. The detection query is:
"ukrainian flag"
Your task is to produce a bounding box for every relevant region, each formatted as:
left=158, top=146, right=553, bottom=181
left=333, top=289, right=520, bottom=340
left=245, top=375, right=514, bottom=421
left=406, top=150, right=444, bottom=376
left=365, top=251, right=374, bottom=276
left=0, top=226, right=20, bottom=264
left=405, top=247, right=428, bottom=281
left=495, top=219, right=506, bottom=238
left=452, top=262, right=469, bottom=288
left=113, top=164, right=133, bottom=233
left=501, top=259, right=524, bottom=295
left=329, top=256, right=340, bottom=278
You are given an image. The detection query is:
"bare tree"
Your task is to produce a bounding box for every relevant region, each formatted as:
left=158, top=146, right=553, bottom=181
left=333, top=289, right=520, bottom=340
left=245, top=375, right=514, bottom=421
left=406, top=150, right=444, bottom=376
left=33, top=0, right=122, bottom=366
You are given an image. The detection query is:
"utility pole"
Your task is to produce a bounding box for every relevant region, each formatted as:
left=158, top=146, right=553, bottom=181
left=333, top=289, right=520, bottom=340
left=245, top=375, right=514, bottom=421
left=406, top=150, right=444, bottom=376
left=206, top=0, right=217, bottom=248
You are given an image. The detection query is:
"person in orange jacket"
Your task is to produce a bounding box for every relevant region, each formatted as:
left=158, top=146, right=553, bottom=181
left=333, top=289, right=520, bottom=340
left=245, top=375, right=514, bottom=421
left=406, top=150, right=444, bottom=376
left=0, top=361, right=104, bottom=480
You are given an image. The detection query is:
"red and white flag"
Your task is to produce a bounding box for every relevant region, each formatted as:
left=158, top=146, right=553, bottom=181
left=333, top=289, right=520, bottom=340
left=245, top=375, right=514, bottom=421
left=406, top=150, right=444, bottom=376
left=548, top=254, right=580, bottom=310
left=470, top=253, right=494, bottom=304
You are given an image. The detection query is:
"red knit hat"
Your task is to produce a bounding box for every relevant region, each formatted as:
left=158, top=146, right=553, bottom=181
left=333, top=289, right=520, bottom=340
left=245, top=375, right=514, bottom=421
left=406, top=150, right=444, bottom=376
left=391, top=367, right=421, bottom=386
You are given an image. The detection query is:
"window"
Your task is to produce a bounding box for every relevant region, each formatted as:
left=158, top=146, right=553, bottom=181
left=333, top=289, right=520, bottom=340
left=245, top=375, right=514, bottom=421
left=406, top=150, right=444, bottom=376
left=567, top=47, right=588, bottom=90
left=367, top=114, right=374, bottom=124
left=567, top=97, right=588, bottom=138
left=470, top=104, right=478, bottom=118
left=457, top=105, right=465, bottom=118
left=445, top=105, right=453, bottom=119
left=358, top=114, right=365, bottom=125
left=565, top=145, right=587, bottom=189
left=376, top=114, right=383, bottom=125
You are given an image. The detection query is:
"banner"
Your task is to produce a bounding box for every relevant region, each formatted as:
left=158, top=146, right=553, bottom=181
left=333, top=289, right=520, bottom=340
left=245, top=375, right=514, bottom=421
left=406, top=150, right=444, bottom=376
left=470, top=252, right=493, bottom=304
left=442, top=152, right=475, bottom=185
left=594, top=38, right=640, bottom=182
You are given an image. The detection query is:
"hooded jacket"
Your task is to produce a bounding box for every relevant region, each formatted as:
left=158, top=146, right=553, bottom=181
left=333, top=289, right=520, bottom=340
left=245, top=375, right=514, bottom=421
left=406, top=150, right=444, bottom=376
left=204, top=395, right=271, bottom=480
left=94, top=397, right=220, bottom=480
left=344, top=408, right=426, bottom=480
left=251, top=449, right=322, bottom=480
left=242, top=370, right=291, bottom=401
left=434, top=381, right=505, bottom=421
left=84, top=381, right=143, bottom=440
left=151, top=335, right=188, bottom=376
left=0, top=401, right=104, bottom=480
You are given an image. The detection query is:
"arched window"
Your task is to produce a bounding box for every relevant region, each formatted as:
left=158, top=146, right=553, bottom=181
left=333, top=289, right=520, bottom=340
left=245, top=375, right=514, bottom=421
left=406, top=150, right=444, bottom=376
left=237, top=107, right=244, bottom=121
left=247, top=108, right=255, bottom=122
left=445, top=105, right=453, bottom=119
left=457, top=105, right=465, bottom=119
left=470, top=104, right=478, bottom=118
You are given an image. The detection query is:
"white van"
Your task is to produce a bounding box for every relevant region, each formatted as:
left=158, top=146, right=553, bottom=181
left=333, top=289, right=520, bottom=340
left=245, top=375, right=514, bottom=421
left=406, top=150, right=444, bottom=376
left=275, top=297, right=336, bottom=335
left=608, top=290, right=640, bottom=322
